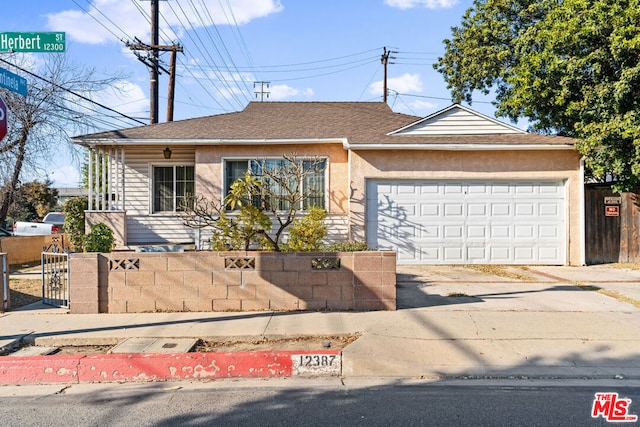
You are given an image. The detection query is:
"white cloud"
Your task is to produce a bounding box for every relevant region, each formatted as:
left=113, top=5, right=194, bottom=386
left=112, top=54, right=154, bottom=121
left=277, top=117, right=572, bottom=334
left=384, top=0, right=458, bottom=9
left=409, top=100, right=438, bottom=111
left=46, top=0, right=283, bottom=45
left=268, top=84, right=314, bottom=100
left=370, top=73, right=423, bottom=96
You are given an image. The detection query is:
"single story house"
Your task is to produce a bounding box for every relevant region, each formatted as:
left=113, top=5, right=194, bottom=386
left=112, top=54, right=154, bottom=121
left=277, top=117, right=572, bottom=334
left=72, top=102, right=584, bottom=265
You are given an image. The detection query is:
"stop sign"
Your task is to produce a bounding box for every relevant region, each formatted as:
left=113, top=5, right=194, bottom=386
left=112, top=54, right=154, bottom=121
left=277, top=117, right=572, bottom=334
left=0, top=95, right=6, bottom=142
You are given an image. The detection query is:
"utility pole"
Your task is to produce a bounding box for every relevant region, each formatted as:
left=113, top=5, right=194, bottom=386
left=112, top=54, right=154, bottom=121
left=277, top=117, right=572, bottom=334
left=150, top=0, right=159, bottom=124
left=254, top=81, right=270, bottom=102
left=126, top=0, right=183, bottom=124
left=381, top=47, right=397, bottom=104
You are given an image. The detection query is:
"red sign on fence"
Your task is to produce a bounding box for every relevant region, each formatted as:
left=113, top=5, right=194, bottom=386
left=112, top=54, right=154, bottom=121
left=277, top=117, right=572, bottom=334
left=605, top=206, right=619, bottom=217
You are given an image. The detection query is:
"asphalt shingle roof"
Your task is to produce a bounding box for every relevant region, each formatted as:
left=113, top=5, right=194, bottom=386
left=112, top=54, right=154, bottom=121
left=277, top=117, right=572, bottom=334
left=73, top=101, right=575, bottom=147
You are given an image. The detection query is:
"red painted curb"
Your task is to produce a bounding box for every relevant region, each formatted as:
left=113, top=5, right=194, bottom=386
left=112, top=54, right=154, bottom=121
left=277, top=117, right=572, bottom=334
left=0, top=350, right=341, bottom=384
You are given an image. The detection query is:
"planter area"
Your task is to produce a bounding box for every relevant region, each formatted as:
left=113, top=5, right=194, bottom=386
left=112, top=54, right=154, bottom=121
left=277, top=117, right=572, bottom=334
left=69, top=251, right=396, bottom=314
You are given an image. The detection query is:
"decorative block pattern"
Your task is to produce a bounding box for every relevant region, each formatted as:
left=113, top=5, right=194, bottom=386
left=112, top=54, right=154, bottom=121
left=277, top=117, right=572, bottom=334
left=110, top=259, right=140, bottom=271
left=311, top=257, right=341, bottom=270
left=225, top=257, right=256, bottom=270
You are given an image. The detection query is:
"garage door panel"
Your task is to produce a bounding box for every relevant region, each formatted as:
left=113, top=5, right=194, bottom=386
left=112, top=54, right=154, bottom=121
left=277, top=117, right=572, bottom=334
left=444, top=247, right=464, bottom=261
left=515, top=203, right=536, bottom=216
left=491, top=203, right=511, bottom=216
left=514, top=225, right=535, bottom=239
left=467, top=246, right=487, bottom=261
left=467, top=203, right=488, bottom=216
left=421, top=225, right=440, bottom=239
left=539, top=225, right=560, bottom=239
left=490, top=225, right=511, bottom=239
left=367, top=180, right=566, bottom=265
left=467, top=225, right=487, bottom=238
left=444, top=203, right=464, bottom=216
left=420, top=203, right=440, bottom=217
left=539, top=203, right=560, bottom=217
left=490, top=247, right=512, bottom=262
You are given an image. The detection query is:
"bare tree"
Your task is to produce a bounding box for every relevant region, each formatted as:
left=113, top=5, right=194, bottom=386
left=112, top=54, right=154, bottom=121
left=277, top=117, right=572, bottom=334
left=0, top=53, right=126, bottom=225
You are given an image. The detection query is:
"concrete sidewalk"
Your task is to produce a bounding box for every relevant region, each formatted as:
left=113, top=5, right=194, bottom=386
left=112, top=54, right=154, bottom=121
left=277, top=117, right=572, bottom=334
left=1, top=265, right=639, bottom=383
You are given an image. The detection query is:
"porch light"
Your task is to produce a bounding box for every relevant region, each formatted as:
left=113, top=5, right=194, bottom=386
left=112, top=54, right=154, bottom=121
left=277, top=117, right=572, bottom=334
left=163, top=147, right=172, bottom=159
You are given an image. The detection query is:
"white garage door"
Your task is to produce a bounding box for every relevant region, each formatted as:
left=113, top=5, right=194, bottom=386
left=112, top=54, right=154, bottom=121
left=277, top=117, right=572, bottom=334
left=366, top=180, right=566, bottom=265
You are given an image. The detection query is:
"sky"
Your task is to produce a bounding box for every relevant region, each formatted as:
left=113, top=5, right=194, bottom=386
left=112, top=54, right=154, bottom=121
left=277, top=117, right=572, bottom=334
left=2, top=0, right=500, bottom=187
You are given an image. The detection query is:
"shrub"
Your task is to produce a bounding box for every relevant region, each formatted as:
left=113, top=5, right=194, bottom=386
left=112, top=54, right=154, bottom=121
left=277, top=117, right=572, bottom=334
left=322, top=241, right=371, bottom=252
left=63, top=197, right=88, bottom=252
left=283, top=206, right=327, bottom=252
left=84, top=223, right=114, bottom=253
left=210, top=207, right=272, bottom=251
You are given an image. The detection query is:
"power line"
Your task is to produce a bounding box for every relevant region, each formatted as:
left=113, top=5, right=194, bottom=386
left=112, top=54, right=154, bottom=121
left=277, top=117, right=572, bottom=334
left=0, top=57, right=147, bottom=126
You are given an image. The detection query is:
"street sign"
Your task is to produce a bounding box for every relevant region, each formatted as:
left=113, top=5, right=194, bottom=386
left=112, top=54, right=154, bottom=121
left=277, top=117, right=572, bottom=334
left=0, top=66, right=27, bottom=96
left=0, top=32, right=65, bottom=53
left=0, top=95, right=7, bottom=142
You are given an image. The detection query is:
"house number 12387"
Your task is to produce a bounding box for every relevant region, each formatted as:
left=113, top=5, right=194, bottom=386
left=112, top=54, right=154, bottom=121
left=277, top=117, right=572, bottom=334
left=299, top=354, right=337, bottom=367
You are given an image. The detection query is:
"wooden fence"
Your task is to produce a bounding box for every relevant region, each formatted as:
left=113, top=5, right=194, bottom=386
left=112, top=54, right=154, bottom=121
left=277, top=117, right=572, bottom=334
left=585, top=185, right=640, bottom=264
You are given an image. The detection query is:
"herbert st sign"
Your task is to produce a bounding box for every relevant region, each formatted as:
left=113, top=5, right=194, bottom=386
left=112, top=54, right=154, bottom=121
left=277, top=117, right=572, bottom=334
left=0, top=32, right=65, bottom=53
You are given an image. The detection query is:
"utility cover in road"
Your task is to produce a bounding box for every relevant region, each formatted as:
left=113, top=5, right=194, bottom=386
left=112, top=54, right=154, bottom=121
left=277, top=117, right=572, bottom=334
left=0, top=32, right=65, bottom=53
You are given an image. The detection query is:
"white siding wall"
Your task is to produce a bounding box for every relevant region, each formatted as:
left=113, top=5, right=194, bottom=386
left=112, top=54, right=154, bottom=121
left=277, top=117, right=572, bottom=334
left=123, top=146, right=196, bottom=244
left=397, top=108, right=522, bottom=135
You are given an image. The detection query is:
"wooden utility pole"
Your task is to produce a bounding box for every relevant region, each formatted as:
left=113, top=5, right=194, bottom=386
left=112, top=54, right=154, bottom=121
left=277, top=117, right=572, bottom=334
left=381, top=47, right=396, bottom=104
left=150, top=0, right=159, bottom=124
left=126, top=0, right=182, bottom=123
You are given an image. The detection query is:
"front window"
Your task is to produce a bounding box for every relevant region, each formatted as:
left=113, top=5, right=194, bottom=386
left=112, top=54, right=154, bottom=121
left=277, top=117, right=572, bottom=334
left=225, top=158, right=326, bottom=210
left=153, top=165, right=194, bottom=212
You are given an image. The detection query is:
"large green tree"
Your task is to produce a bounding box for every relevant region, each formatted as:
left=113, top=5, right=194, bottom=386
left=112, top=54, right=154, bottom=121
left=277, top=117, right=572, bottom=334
left=435, top=0, right=640, bottom=191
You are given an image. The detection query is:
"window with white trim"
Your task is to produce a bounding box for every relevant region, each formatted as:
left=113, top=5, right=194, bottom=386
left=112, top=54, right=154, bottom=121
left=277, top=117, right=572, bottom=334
left=152, top=165, right=194, bottom=212
left=225, top=158, right=326, bottom=210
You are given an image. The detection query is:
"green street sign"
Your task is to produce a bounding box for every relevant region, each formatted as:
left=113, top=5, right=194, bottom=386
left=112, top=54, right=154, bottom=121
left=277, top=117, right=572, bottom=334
left=0, top=32, right=65, bottom=53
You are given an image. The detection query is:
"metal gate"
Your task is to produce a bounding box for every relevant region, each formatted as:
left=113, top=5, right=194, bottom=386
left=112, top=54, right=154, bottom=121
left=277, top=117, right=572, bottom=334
left=42, top=241, right=70, bottom=308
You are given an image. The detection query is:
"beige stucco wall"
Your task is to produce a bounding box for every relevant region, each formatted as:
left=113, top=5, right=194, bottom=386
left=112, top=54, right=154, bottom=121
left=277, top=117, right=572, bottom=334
left=195, top=143, right=349, bottom=214
left=86, top=211, right=127, bottom=249
left=349, top=149, right=583, bottom=265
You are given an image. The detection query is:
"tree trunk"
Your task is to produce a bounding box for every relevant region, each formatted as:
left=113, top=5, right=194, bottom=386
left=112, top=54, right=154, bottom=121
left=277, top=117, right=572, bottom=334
left=0, top=135, right=28, bottom=225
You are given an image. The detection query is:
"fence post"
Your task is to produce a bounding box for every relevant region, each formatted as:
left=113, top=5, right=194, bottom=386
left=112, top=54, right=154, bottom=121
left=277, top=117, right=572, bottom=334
left=1, top=253, right=8, bottom=312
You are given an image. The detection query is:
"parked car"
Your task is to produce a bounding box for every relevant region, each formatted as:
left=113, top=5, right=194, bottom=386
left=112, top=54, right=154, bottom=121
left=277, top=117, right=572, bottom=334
left=43, top=212, right=65, bottom=228
left=13, top=221, right=59, bottom=236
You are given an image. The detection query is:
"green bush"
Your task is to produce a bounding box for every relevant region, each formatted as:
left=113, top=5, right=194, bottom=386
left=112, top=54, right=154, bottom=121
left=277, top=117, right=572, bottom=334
left=322, top=241, right=371, bottom=252
left=63, top=197, right=88, bottom=252
left=210, top=207, right=272, bottom=251
left=283, top=206, right=327, bottom=252
left=83, top=223, right=114, bottom=253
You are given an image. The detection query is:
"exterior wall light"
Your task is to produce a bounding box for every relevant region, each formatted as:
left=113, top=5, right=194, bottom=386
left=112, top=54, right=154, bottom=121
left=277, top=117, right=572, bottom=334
left=163, top=147, right=172, bottom=159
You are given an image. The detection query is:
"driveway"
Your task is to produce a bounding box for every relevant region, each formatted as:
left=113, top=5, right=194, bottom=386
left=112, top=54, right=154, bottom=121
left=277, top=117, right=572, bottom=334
left=396, top=264, right=640, bottom=311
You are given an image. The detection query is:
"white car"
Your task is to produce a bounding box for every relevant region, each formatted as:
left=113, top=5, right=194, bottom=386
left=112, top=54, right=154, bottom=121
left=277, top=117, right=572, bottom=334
left=13, top=221, right=59, bottom=236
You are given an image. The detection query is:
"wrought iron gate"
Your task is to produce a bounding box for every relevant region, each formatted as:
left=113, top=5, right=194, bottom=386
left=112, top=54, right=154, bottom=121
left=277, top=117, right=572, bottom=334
left=42, top=241, right=69, bottom=308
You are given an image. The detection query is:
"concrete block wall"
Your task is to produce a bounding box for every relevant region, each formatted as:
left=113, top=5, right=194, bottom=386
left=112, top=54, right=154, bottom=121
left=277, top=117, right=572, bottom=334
left=0, top=234, right=67, bottom=265
left=69, top=251, right=396, bottom=314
